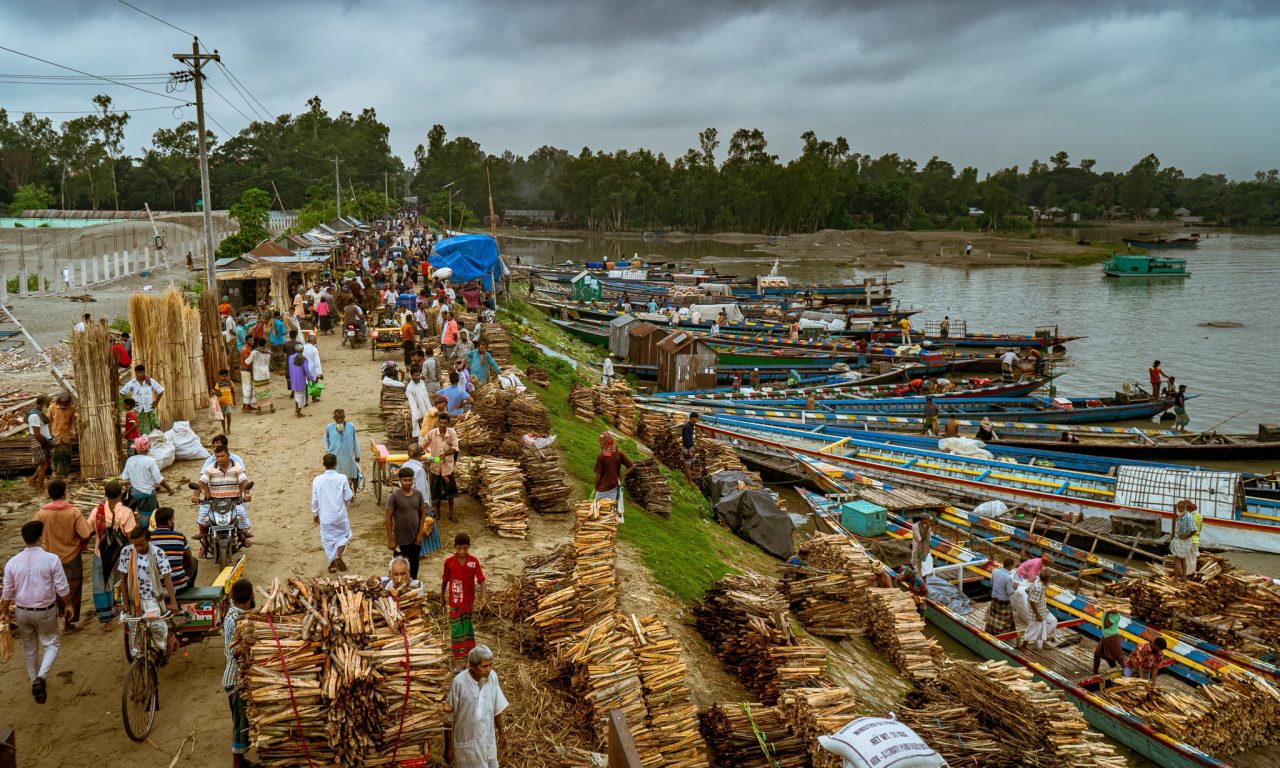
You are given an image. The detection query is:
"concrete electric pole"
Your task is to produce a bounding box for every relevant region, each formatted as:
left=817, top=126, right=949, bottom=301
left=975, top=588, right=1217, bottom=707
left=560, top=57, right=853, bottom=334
left=173, top=39, right=220, bottom=291
left=334, top=156, right=343, bottom=219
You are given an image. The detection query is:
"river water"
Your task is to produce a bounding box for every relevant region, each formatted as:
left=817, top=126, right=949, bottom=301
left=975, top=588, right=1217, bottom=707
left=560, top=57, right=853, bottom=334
left=501, top=229, right=1280, bottom=473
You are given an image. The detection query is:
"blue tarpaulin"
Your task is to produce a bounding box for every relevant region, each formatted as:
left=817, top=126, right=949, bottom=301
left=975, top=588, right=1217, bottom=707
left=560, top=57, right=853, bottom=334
left=429, top=234, right=503, bottom=290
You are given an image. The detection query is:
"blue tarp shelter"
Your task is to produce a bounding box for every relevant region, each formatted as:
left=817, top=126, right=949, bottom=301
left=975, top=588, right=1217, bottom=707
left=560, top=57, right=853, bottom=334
left=429, top=234, right=504, bottom=291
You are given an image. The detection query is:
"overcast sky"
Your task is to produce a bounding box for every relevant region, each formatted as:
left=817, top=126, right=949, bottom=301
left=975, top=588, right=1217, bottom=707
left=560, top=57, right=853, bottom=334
left=2, top=1, right=1277, bottom=179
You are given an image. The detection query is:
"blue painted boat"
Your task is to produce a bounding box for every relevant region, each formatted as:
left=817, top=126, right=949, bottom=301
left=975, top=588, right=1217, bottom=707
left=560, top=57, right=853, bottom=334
left=638, top=377, right=1049, bottom=403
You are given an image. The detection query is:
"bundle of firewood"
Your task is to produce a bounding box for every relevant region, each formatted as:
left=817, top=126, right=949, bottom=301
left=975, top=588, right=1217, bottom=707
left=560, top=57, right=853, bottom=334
left=559, top=614, right=660, bottom=760
left=894, top=699, right=1017, bottom=767
left=453, top=456, right=479, bottom=495
left=452, top=412, right=493, bottom=456
left=474, top=456, right=530, bottom=539
left=478, top=322, right=510, bottom=364
left=525, top=365, right=550, bottom=387
left=865, top=587, right=939, bottom=682
left=777, top=687, right=864, bottom=768
left=504, top=387, right=551, bottom=435
left=569, top=383, right=595, bottom=421
left=610, top=382, right=638, bottom=435
left=701, top=703, right=808, bottom=768
left=627, top=614, right=710, bottom=768
left=941, top=660, right=1127, bottom=767
left=1101, top=676, right=1280, bottom=756
left=795, top=534, right=883, bottom=629
left=519, top=438, right=573, bottom=514
left=779, top=564, right=865, bottom=638
left=695, top=574, right=826, bottom=703
left=233, top=577, right=451, bottom=768
left=627, top=459, right=672, bottom=517
left=590, top=384, right=614, bottom=417
left=490, top=545, right=572, bottom=621
left=1105, top=554, right=1280, bottom=655
left=527, top=501, right=620, bottom=650
left=469, top=382, right=550, bottom=457
left=636, top=408, right=763, bottom=484
left=378, top=383, right=411, bottom=449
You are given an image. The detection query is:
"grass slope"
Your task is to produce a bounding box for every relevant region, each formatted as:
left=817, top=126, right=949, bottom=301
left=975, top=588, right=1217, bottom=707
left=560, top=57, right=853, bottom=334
left=499, top=289, right=771, bottom=602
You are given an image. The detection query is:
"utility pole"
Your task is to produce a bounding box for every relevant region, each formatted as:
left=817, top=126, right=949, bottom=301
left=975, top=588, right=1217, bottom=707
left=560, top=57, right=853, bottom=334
left=384, top=171, right=389, bottom=213
left=173, top=39, right=220, bottom=290
left=333, top=156, right=343, bottom=219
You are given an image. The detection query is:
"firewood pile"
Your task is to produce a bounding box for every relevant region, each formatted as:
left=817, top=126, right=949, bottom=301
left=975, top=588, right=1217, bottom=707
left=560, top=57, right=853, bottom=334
left=232, top=577, right=451, bottom=768
left=627, top=459, right=672, bottom=517
left=590, top=384, right=614, bottom=417
left=453, top=412, right=493, bottom=456
left=695, top=574, right=827, bottom=704
left=474, top=457, right=530, bottom=539
left=777, top=687, right=863, bottom=768
left=778, top=564, right=865, bottom=638
left=1100, top=676, right=1280, bottom=756
left=525, top=365, right=549, bottom=387
left=1105, top=554, right=1280, bottom=655
left=378, top=383, right=411, bottom=449
left=701, top=703, right=808, bottom=768
left=569, top=383, right=595, bottom=421
left=636, top=409, right=761, bottom=484
left=559, top=614, right=658, bottom=760
left=941, top=660, right=1127, bottom=767
left=453, top=456, right=479, bottom=495
left=794, top=534, right=882, bottom=630
left=519, top=438, right=573, bottom=514
left=627, top=614, right=710, bottom=768
left=527, top=500, right=621, bottom=650
left=610, top=383, right=638, bottom=436
left=470, top=382, right=551, bottom=457
left=489, top=545, right=572, bottom=622
left=894, top=698, right=1016, bottom=767
left=478, top=322, right=510, bottom=364
left=865, top=588, right=939, bottom=683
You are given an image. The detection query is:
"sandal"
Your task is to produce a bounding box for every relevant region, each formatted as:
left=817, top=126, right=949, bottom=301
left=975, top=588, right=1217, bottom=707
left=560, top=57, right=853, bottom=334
left=328, top=562, right=338, bottom=574
left=335, top=557, right=347, bottom=572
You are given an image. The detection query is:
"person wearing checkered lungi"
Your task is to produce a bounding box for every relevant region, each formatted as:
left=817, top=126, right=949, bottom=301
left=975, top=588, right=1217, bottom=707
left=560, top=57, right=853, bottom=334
left=984, top=556, right=1017, bottom=636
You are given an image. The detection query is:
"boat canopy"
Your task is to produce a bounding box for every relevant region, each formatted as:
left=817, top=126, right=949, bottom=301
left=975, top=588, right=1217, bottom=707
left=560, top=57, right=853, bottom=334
left=688, top=303, right=744, bottom=324
left=1114, top=465, right=1244, bottom=519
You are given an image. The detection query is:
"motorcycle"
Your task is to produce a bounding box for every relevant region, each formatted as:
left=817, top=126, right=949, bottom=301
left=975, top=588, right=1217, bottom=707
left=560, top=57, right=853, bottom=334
left=188, top=480, right=253, bottom=568
left=342, top=322, right=366, bottom=348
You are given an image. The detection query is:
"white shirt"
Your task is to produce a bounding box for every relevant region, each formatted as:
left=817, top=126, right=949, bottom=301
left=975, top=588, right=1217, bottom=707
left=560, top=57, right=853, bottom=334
left=249, top=349, right=271, bottom=380
left=121, top=453, right=164, bottom=494
left=401, top=458, right=431, bottom=503
left=27, top=410, right=51, bottom=440
left=222, top=314, right=237, bottom=342
left=1001, top=351, right=1018, bottom=366
left=2, top=546, right=69, bottom=608
left=448, top=669, right=509, bottom=768
left=405, top=379, right=432, bottom=426
left=311, top=469, right=353, bottom=524
left=74, top=321, right=86, bottom=333
left=602, top=358, right=614, bottom=378
left=302, top=342, right=323, bottom=378
left=120, top=377, right=165, bottom=413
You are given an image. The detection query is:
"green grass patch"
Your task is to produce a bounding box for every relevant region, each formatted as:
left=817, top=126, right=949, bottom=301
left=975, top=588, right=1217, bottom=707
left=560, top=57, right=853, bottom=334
left=502, top=284, right=770, bottom=602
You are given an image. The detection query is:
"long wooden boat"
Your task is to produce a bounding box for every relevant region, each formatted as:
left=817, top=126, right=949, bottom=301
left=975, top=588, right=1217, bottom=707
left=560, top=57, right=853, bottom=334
left=1123, top=234, right=1200, bottom=249
left=707, top=332, right=1048, bottom=374
left=871, top=330, right=1085, bottom=349
left=550, top=318, right=610, bottom=345
left=795, top=490, right=1280, bottom=767
left=666, top=393, right=1181, bottom=424
left=692, top=415, right=1280, bottom=553
left=613, top=361, right=838, bottom=384
left=993, top=431, right=1280, bottom=461
left=637, top=376, right=1050, bottom=403
left=546, top=300, right=921, bottom=325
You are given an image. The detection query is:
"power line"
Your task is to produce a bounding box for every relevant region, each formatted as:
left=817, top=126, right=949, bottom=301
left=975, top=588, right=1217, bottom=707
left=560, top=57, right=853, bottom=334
left=0, top=78, right=172, bottom=86
left=0, top=72, right=171, bottom=80
left=115, top=0, right=196, bottom=37
left=203, top=109, right=233, bottom=139
left=5, top=104, right=192, bottom=115
left=213, top=62, right=269, bottom=122
left=216, top=61, right=272, bottom=120
left=203, top=78, right=253, bottom=124
left=0, top=44, right=189, bottom=103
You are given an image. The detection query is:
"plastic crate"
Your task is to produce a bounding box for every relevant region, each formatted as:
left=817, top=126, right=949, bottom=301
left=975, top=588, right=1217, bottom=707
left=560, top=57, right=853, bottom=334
left=840, top=499, right=887, bottom=537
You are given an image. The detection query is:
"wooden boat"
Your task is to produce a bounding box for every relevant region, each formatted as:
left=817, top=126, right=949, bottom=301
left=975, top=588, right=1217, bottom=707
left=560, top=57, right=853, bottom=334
left=795, top=488, right=1280, bottom=768
left=871, top=329, right=1085, bottom=350
left=637, top=376, right=1050, bottom=403
left=1123, top=233, right=1200, bottom=249
left=665, top=393, right=1183, bottom=424
left=1102, top=253, right=1190, bottom=277
left=612, top=361, right=837, bottom=384
left=993, top=430, right=1280, bottom=462
left=550, top=318, right=610, bottom=345
left=706, top=332, right=1049, bottom=375
left=692, top=415, right=1280, bottom=553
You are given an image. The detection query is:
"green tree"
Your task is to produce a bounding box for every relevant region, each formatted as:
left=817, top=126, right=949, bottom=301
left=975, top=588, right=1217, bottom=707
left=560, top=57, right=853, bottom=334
left=9, top=182, right=55, bottom=212
left=218, top=187, right=272, bottom=259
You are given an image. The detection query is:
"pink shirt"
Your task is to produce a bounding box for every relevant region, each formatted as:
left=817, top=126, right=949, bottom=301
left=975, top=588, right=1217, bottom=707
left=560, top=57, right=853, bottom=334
left=2, top=546, right=70, bottom=608
left=1016, top=557, right=1047, bottom=581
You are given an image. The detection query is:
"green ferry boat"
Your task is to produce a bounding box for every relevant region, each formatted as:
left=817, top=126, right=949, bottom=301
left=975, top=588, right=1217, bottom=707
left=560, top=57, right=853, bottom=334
left=1102, top=253, right=1190, bottom=277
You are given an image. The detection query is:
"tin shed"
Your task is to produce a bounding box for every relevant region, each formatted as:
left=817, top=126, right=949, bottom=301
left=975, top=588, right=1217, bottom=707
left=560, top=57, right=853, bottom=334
left=627, top=323, right=669, bottom=365
left=608, top=314, right=641, bottom=358
left=656, top=331, right=718, bottom=392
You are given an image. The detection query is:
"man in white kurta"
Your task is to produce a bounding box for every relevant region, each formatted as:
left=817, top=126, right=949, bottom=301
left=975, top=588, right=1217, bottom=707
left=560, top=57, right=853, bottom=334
left=405, top=367, right=432, bottom=441
left=447, top=645, right=508, bottom=768
left=302, top=334, right=323, bottom=401
left=311, top=455, right=354, bottom=572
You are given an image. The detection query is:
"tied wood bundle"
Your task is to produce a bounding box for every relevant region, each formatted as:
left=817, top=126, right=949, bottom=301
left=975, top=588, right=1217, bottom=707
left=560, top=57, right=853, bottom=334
left=233, top=577, right=451, bottom=768
left=701, top=703, right=807, bottom=768
left=637, top=411, right=683, bottom=468
left=894, top=698, right=1017, bottom=767
left=519, top=438, right=573, bottom=515
left=1106, top=554, right=1280, bottom=655
left=865, top=588, right=939, bottom=682
left=608, top=381, right=637, bottom=435
left=627, top=460, right=671, bottom=517
left=941, top=660, right=1126, bottom=768
left=569, top=383, right=595, bottom=421
left=182, top=303, right=207, bottom=422
left=558, top=614, right=658, bottom=761
left=525, top=365, right=550, bottom=387
left=453, top=456, right=480, bottom=495
left=377, top=383, right=411, bottom=450
left=478, top=322, right=510, bottom=364
left=777, top=687, right=864, bottom=768
left=526, top=500, right=620, bottom=651
left=489, top=544, right=573, bottom=621
left=695, top=574, right=826, bottom=704
left=1101, top=676, right=1280, bottom=756
left=796, top=534, right=882, bottom=630
left=453, top=412, right=493, bottom=456
left=128, top=288, right=201, bottom=425
left=475, top=457, right=531, bottom=539
left=627, top=615, right=710, bottom=768
left=779, top=564, right=865, bottom=638
left=71, top=322, right=120, bottom=478
left=197, top=292, right=228, bottom=391
left=590, top=384, right=614, bottom=417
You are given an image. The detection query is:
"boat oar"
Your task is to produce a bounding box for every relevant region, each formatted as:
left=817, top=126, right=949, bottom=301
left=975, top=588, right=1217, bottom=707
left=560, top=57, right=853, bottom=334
left=1194, top=409, right=1248, bottom=439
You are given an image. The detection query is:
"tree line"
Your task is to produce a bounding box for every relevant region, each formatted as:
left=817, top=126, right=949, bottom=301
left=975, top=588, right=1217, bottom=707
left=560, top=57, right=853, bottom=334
left=3, top=96, right=1278, bottom=233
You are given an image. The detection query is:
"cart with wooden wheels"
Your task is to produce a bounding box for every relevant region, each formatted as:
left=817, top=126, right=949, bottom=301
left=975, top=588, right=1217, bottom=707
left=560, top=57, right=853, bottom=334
left=369, top=440, right=407, bottom=505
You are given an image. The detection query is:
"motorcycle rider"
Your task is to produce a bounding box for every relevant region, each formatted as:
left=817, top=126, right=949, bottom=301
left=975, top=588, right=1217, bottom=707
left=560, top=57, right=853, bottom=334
left=341, top=300, right=367, bottom=341
left=195, top=445, right=253, bottom=558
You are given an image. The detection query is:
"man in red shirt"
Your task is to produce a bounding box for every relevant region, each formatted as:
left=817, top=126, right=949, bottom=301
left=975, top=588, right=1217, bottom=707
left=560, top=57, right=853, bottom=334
left=110, top=338, right=131, bottom=370
left=441, top=532, right=486, bottom=661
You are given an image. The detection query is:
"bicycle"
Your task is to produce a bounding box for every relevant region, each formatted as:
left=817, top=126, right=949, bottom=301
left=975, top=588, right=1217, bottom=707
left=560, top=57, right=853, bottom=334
left=120, top=610, right=171, bottom=742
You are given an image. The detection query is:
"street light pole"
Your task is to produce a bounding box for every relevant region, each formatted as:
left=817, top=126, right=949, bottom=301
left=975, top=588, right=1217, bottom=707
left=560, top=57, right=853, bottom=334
left=442, top=181, right=455, bottom=233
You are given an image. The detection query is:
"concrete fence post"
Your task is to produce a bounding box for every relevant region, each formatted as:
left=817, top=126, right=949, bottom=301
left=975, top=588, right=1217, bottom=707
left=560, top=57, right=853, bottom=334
left=92, top=256, right=100, bottom=284
left=1, top=272, right=8, bottom=304
left=80, top=259, right=88, bottom=288
left=124, top=249, right=132, bottom=276
left=36, top=253, right=45, bottom=295
left=114, top=251, right=123, bottom=280
left=18, top=266, right=29, bottom=297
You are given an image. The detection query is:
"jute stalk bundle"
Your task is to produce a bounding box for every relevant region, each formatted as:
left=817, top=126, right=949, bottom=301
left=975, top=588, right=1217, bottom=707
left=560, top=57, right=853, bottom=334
left=71, top=322, right=120, bottom=478
left=940, top=659, right=1126, bottom=767
left=198, top=292, right=228, bottom=391
left=128, top=288, right=198, bottom=426
left=233, top=576, right=451, bottom=768
left=183, top=303, right=207, bottom=418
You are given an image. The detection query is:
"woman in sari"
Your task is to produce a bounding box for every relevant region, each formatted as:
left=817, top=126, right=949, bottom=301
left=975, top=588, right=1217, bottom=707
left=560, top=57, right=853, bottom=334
left=90, top=480, right=135, bottom=628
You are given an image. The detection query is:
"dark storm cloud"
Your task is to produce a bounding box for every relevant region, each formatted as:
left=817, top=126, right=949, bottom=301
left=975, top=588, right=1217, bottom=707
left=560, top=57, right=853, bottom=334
left=1, top=0, right=1276, bottom=178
